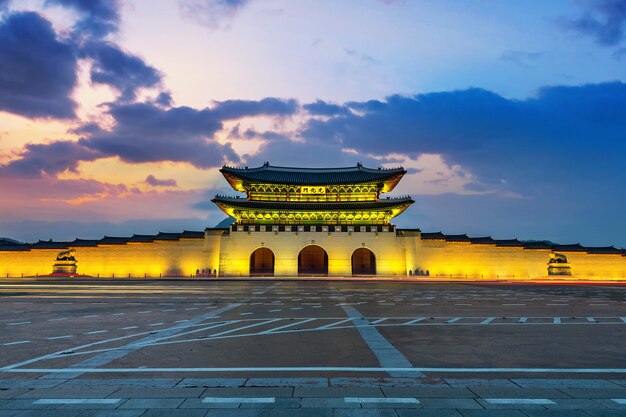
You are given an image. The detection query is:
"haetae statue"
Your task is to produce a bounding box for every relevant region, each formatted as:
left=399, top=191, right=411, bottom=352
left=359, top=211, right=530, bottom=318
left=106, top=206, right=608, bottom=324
left=56, top=249, right=77, bottom=262
left=548, top=252, right=568, bottom=264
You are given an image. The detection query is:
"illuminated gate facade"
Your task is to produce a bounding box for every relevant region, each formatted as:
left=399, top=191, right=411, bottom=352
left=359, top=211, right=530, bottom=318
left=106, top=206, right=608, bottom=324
left=250, top=247, right=274, bottom=276
left=352, top=248, right=376, bottom=275
left=298, top=245, right=328, bottom=275
left=213, top=162, right=413, bottom=276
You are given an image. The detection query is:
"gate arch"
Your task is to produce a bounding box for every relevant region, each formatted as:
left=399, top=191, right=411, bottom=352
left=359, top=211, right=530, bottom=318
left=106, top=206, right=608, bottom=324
left=298, top=245, right=328, bottom=276
left=352, top=248, right=376, bottom=275
left=250, top=247, right=275, bottom=276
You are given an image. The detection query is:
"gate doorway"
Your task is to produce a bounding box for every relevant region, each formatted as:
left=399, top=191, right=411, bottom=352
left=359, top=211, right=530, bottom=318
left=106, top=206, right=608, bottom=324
left=298, top=245, right=328, bottom=276
left=250, top=247, right=275, bottom=276
left=352, top=248, right=376, bottom=275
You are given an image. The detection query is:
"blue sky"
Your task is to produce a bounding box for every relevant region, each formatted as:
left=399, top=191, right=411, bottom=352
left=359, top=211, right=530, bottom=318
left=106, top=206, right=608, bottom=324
left=0, top=0, right=625, bottom=247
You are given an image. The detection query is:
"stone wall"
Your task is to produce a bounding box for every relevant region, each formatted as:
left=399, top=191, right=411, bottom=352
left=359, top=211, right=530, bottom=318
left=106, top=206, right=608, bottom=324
left=1, top=228, right=624, bottom=279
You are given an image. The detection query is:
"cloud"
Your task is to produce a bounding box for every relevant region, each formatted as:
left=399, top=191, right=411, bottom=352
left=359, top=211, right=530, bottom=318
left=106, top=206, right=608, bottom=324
left=500, top=50, right=545, bottom=67
left=303, top=100, right=351, bottom=117
left=0, top=12, right=77, bottom=119
left=145, top=175, right=177, bottom=187
left=81, top=41, right=162, bottom=100
left=559, top=0, right=626, bottom=46
left=77, top=102, right=238, bottom=168
left=45, top=0, right=120, bottom=37
left=301, top=83, right=626, bottom=200
left=0, top=140, right=102, bottom=178
left=212, top=97, right=298, bottom=119
left=178, top=0, right=251, bottom=30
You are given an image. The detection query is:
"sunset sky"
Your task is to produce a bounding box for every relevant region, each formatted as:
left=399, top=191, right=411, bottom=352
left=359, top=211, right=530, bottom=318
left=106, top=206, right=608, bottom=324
left=1, top=0, right=626, bottom=247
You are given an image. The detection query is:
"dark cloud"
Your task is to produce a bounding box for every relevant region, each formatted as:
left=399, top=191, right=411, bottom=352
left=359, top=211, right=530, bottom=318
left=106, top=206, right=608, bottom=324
left=301, top=82, right=626, bottom=200
left=82, top=41, right=162, bottom=100
left=78, top=102, right=238, bottom=168
left=303, top=100, right=351, bottom=117
left=46, top=0, right=120, bottom=37
left=212, top=97, right=298, bottom=120
left=145, top=175, right=177, bottom=187
left=1, top=140, right=102, bottom=178
left=559, top=0, right=626, bottom=46
left=178, top=0, right=251, bottom=30
left=0, top=12, right=77, bottom=119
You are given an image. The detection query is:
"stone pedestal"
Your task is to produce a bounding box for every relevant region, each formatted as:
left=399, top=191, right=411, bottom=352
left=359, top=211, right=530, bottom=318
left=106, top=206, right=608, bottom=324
left=52, top=260, right=77, bottom=275
left=547, top=262, right=571, bottom=276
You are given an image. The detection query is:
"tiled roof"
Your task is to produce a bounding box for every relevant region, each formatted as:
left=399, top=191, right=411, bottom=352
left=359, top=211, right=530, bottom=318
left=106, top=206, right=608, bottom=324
left=154, top=232, right=181, bottom=240
left=495, top=239, right=524, bottom=247
left=127, top=234, right=155, bottom=242
left=585, top=246, right=623, bottom=254
left=552, top=243, right=586, bottom=252
left=221, top=163, right=406, bottom=185
left=98, top=236, right=130, bottom=245
left=469, top=236, right=496, bottom=244
left=420, top=232, right=445, bottom=240
left=522, top=241, right=554, bottom=250
left=30, top=240, right=69, bottom=249
left=180, top=230, right=205, bottom=239
left=0, top=245, right=30, bottom=251
left=445, top=234, right=471, bottom=242
left=212, top=195, right=414, bottom=211
left=70, top=238, right=100, bottom=247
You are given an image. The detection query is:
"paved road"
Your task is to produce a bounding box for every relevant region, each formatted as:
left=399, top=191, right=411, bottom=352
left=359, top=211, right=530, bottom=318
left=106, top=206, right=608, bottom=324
left=0, top=278, right=625, bottom=415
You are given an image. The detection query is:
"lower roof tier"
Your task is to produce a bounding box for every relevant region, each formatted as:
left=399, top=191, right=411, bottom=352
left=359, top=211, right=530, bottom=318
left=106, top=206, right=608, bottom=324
left=212, top=195, right=414, bottom=225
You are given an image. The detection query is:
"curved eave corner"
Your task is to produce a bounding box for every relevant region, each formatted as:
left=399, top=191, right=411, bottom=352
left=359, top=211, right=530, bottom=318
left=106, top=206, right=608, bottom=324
left=380, top=170, right=407, bottom=193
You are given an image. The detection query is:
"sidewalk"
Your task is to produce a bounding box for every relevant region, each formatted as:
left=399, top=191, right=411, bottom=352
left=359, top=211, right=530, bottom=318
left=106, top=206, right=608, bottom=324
left=0, top=377, right=625, bottom=416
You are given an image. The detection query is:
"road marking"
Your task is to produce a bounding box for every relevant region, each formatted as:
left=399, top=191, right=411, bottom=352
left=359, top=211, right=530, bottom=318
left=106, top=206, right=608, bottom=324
left=112, top=313, right=125, bottom=316
left=161, top=309, right=175, bottom=312
left=86, top=330, right=108, bottom=335
left=485, top=398, right=556, bottom=405
left=138, top=311, right=151, bottom=314
left=481, top=317, right=496, bottom=325
left=209, top=319, right=281, bottom=337
left=268, top=309, right=282, bottom=312
left=149, top=322, right=164, bottom=327
left=260, top=318, right=316, bottom=334
left=186, top=307, right=199, bottom=310
left=345, top=397, right=419, bottom=404
left=240, top=312, right=253, bottom=315
left=403, top=318, right=426, bottom=325
left=518, top=317, right=528, bottom=323
left=371, top=318, right=388, bottom=324
left=122, top=326, right=138, bottom=330
left=47, top=335, right=72, bottom=340
left=612, top=399, right=626, bottom=404
left=7, top=366, right=626, bottom=374
left=3, top=341, right=30, bottom=346
left=446, top=317, right=461, bottom=323
left=317, top=318, right=352, bottom=329
left=34, top=399, right=121, bottom=404
left=202, top=397, right=275, bottom=403
left=7, top=321, right=31, bottom=326
left=503, top=303, right=526, bottom=306
left=83, top=315, right=100, bottom=318
left=553, top=317, right=561, bottom=324
left=47, top=318, right=67, bottom=321
left=340, top=304, right=420, bottom=377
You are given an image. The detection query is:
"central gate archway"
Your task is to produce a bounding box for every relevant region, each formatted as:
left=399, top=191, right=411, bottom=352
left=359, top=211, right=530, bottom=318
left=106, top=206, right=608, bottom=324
left=298, top=245, right=328, bottom=276
left=352, top=248, right=376, bottom=275
left=250, top=247, right=274, bottom=276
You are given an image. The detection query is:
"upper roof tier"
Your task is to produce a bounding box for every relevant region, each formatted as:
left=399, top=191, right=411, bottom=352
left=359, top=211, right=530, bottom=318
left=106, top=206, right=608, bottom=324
left=220, top=162, right=406, bottom=193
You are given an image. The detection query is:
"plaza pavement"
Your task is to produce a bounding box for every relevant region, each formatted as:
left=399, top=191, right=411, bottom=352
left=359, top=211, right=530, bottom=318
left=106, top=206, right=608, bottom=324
left=0, top=278, right=624, bottom=416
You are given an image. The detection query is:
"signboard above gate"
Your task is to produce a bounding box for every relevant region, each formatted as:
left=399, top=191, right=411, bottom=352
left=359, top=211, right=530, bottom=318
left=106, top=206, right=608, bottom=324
left=300, top=186, right=326, bottom=195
